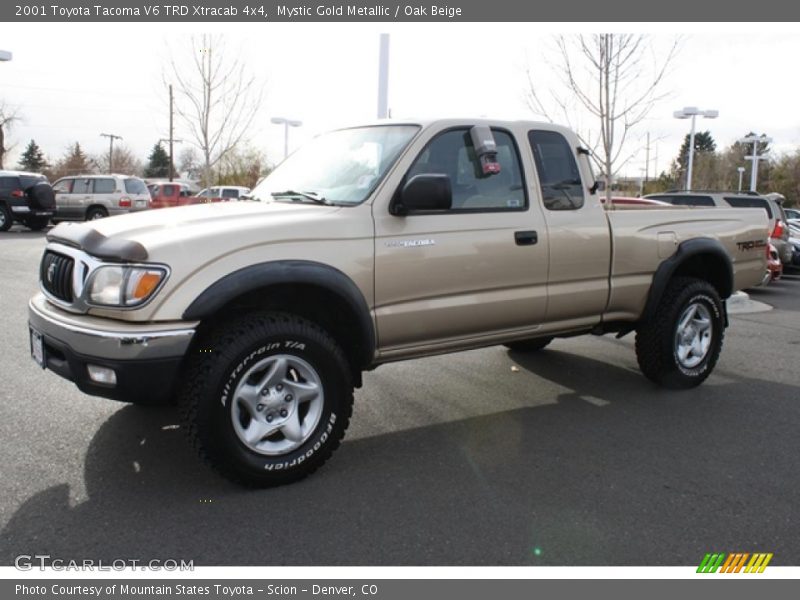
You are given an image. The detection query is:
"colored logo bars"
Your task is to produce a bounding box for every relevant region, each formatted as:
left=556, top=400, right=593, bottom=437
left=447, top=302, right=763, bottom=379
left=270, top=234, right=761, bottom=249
left=697, top=552, right=773, bottom=573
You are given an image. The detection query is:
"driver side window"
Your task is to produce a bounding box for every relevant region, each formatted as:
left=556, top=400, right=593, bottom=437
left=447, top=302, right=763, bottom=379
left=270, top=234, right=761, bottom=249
left=406, top=129, right=527, bottom=211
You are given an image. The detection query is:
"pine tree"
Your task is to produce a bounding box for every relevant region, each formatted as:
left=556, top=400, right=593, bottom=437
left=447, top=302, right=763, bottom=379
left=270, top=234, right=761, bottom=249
left=144, top=143, right=172, bottom=178
left=17, top=139, right=48, bottom=172
left=59, top=142, right=91, bottom=177
left=677, top=131, right=716, bottom=171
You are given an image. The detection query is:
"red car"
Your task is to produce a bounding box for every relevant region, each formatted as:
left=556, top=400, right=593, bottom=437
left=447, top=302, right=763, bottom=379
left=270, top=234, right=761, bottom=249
left=148, top=182, right=198, bottom=209
left=767, top=242, right=783, bottom=282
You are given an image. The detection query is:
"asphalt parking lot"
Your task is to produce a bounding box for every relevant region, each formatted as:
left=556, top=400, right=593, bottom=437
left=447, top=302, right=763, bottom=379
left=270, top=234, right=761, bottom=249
left=0, top=225, right=798, bottom=566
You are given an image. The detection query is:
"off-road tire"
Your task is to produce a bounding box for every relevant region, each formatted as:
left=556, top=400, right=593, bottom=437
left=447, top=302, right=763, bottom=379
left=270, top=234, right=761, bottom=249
left=0, top=205, right=11, bottom=232
left=635, top=277, right=724, bottom=389
left=86, top=207, right=107, bottom=221
left=504, top=337, right=553, bottom=353
left=178, top=311, right=354, bottom=487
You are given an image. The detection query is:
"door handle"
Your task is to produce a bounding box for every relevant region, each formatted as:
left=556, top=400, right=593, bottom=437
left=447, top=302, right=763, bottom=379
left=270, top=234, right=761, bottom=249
left=514, top=230, right=538, bottom=246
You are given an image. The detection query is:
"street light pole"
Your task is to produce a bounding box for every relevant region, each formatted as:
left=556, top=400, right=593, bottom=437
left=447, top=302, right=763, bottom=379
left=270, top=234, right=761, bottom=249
left=737, top=166, right=745, bottom=192
left=271, top=117, right=303, bottom=160
left=674, top=106, right=718, bottom=191
left=739, top=134, right=772, bottom=193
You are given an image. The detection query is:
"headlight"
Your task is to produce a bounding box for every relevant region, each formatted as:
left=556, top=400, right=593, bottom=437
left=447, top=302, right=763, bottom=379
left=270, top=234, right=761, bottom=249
left=87, top=266, right=167, bottom=307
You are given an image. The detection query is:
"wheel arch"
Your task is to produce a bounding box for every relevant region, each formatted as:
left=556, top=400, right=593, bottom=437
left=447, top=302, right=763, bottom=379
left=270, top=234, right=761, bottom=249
left=182, top=261, right=376, bottom=383
left=642, top=238, right=733, bottom=324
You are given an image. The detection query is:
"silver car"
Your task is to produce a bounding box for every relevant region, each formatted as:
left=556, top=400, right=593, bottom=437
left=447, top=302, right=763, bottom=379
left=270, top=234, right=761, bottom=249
left=52, top=174, right=150, bottom=221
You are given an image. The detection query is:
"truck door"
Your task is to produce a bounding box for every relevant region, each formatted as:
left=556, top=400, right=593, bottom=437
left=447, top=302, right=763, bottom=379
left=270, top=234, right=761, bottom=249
left=527, top=129, right=611, bottom=324
left=374, top=127, right=549, bottom=351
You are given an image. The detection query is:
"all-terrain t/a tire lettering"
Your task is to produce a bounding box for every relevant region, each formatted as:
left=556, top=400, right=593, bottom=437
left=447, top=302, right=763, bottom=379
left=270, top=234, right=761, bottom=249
left=179, top=311, right=354, bottom=487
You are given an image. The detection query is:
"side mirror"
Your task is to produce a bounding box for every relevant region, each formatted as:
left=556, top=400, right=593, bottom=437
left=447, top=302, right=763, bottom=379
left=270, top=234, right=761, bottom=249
left=392, top=174, right=452, bottom=215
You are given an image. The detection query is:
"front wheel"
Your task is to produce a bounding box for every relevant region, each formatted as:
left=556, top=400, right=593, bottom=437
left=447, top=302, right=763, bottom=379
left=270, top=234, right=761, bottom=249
left=179, top=311, right=354, bottom=487
left=635, top=277, right=724, bottom=389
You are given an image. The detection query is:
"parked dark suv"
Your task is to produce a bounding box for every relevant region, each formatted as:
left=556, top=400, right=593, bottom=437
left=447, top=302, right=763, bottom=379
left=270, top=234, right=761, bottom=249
left=0, top=170, right=56, bottom=232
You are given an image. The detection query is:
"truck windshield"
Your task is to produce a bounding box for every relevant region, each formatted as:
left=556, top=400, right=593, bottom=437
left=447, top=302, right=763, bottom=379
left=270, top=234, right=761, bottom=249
left=250, top=125, right=419, bottom=205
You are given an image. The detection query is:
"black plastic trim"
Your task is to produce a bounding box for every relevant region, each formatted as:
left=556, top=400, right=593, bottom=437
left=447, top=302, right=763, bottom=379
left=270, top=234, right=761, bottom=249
left=40, top=333, right=180, bottom=404
left=182, top=260, right=376, bottom=367
left=641, top=237, right=733, bottom=323
left=46, top=228, right=148, bottom=262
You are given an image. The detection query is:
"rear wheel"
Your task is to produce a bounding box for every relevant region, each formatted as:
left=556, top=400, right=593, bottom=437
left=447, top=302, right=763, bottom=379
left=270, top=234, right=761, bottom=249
left=22, top=216, right=50, bottom=231
left=0, top=205, right=11, bottom=232
left=179, top=311, right=354, bottom=487
left=635, top=277, right=724, bottom=389
left=86, top=207, right=107, bottom=221
left=504, top=337, right=553, bottom=353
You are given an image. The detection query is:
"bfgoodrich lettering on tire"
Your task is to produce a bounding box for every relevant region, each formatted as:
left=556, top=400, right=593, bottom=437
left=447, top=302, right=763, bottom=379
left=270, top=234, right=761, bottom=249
left=179, top=311, right=354, bottom=487
left=635, top=277, right=724, bottom=389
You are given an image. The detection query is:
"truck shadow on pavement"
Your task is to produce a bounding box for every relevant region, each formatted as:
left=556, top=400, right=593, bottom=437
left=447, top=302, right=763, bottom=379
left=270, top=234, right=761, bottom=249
left=1, top=351, right=798, bottom=566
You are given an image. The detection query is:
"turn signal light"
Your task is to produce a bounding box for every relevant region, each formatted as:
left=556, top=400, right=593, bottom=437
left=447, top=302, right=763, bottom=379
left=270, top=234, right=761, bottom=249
left=133, top=272, right=163, bottom=300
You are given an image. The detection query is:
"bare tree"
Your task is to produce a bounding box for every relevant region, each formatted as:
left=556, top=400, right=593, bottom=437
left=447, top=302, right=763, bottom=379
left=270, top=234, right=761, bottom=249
left=165, top=35, right=264, bottom=189
left=526, top=34, right=679, bottom=199
left=93, top=143, right=143, bottom=175
left=0, top=102, right=22, bottom=169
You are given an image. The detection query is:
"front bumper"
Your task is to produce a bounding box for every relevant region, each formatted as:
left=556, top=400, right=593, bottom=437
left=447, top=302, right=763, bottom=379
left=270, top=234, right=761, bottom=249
left=28, top=293, right=197, bottom=403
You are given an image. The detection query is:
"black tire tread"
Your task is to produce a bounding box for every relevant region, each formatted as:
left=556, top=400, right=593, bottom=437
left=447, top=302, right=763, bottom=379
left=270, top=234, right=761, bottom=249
left=504, top=337, right=554, bottom=353
left=635, top=277, right=724, bottom=389
left=178, top=311, right=353, bottom=487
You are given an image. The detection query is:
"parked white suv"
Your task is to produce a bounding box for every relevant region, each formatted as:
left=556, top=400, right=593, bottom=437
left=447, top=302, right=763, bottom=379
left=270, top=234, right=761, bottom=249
left=52, top=174, right=150, bottom=221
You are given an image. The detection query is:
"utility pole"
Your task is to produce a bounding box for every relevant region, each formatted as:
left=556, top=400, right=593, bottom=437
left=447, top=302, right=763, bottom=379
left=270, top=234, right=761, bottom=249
left=100, top=132, right=122, bottom=172
left=159, top=85, right=183, bottom=181
left=159, top=137, right=183, bottom=178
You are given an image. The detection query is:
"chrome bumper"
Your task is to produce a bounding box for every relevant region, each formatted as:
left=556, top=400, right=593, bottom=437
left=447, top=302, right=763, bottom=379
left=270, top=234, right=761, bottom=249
left=28, top=293, right=196, bottom=361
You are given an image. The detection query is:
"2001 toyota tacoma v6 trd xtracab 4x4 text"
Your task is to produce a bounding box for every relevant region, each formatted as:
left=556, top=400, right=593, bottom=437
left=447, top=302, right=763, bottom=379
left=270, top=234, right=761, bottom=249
left=28, top=119, right=768, bottom=486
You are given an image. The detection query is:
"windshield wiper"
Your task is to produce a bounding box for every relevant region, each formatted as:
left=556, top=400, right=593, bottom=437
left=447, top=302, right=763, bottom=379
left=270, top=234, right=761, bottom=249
left=270, top=190, right=332, bottom=205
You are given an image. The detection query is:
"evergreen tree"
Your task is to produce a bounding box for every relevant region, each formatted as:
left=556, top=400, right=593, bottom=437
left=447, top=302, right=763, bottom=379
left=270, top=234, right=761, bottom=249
left=59, top=142, right=91, bottom=177
left=17, top=139, right=48, bottom=172
left=676, top=131, right=716, bottom=171
left=144, top=143, right=172, bottom=178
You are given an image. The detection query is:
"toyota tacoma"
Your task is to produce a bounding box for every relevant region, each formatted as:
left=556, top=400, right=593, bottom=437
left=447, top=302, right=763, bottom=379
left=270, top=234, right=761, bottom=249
left=28, top=119, right=768, bottom=486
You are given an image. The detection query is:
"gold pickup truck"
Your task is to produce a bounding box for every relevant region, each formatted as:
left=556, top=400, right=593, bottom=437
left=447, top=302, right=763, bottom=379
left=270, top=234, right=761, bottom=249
left=28, top=119, right=768, bottom=486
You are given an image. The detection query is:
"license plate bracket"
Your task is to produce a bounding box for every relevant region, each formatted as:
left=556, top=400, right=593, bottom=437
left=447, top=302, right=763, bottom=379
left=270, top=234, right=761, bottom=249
left=30, top=328, right=46, bottom=369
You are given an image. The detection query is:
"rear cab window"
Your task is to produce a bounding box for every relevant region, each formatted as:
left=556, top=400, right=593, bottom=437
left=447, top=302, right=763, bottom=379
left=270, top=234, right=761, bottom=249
left=528, top=130, right=585, bottom=210
left=222, top=188, right=240, bottom=199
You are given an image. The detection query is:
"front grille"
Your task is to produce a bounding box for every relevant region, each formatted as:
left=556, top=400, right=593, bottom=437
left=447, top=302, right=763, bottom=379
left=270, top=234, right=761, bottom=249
left=40, top=251, right=75, bottom=302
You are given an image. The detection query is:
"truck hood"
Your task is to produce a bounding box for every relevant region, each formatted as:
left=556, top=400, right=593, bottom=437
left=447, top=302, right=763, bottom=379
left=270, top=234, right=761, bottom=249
left=47, top=201, right=344, bottom=262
